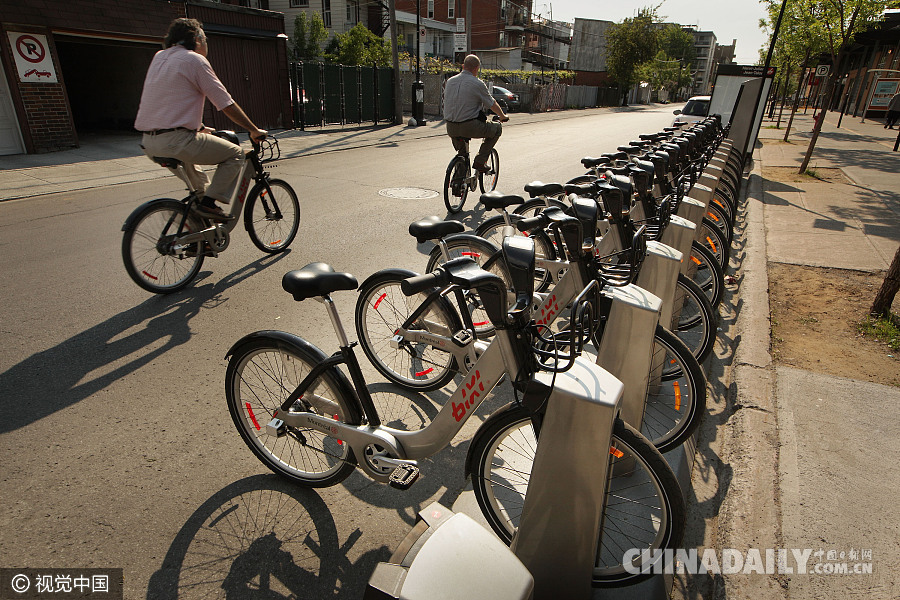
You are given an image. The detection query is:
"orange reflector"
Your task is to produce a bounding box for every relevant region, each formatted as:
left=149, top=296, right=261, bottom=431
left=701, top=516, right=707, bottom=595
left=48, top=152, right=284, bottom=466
left=691, top=256, right=702, bottom=265
left=462, top=251, right=481, bottom=258
left=373, top=293, right=387, bottom=310
left=707, top=212, right=719, bottom=222
left=673, top=381, right=682, bottom=411
left=415, top=368, right=434, bottom=377
left=143, top=271, right=158, bottom=281
left=474, top=321, right=488, bottom=326
left=609, top=446, right=624, bottom=458
left=706, top=237, right=718, bottom=253
left=268, top=240, right=282, bottom=246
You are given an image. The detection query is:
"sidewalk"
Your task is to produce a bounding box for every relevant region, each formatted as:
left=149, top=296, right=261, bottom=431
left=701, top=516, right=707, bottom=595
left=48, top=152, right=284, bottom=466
left=0, top=107, right=630, bottom=202
left=682, top=110, right=899, bottom=599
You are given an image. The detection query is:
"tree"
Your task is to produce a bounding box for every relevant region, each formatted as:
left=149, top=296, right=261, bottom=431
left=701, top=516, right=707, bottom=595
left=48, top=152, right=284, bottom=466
left=291, top=12, right=328, bottom=61
left=778, top=0, right=892, bottom=173
left=637, top=51, right=693, bottom=98
left=871, top=244, right=900, bottom=320
left=658, top=24, right=696, bottom=66
left=323, top=23, right=392, bottom=66
left=606, top=7, right=659, bottom=104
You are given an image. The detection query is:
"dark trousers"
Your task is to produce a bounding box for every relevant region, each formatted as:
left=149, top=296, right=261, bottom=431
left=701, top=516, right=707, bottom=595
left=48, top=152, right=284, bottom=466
left=886, top=110, right=899, bottom=128
left=446, top=119, right=503, bottom=165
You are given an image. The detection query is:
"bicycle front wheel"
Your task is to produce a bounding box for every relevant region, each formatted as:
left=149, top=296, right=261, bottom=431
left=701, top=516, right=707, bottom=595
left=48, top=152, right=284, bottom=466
left=671, top=274, right=717, bottom=364
left=225, top=334, right=361, bottom=487
left=122, top=199, right=205, bottom=294
left=244, top=178, right=300, bottom=253
left=477, top=149, right=500, bottom=193
left=469, top=408, right=685, bottom=587
left=689, top=241, right=724, bottom=308
left=355, top=270, right=462, bottom=391
left=444, top=156, right=470, bottom=213
left=644, top=325, right=706, bottom=453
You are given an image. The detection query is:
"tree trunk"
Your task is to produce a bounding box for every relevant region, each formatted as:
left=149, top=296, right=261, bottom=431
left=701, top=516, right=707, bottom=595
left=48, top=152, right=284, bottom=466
left=799, top=50, right=846, bottom=173
left=871, top=244, right=900, bottom=319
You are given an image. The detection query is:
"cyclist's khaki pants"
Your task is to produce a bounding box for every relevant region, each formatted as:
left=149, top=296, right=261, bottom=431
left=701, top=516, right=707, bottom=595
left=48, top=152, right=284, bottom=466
left=141, top=129, right=244, bottom=203
left=446, top=119, right=502, bottom=166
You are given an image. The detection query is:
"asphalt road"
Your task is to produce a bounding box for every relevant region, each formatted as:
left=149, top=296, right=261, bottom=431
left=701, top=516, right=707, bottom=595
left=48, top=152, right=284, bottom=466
left=0, top=105, right=679, bottom=599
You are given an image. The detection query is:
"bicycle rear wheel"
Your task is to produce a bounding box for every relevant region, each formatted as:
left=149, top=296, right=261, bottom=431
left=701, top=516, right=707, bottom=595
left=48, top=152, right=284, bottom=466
left=122, top=199, right=205, bottom=294
left=444, top=156, right=470, bottom=213
left=225, top=333, right=360, bottom=487
left=477, top=149, right=500, bottom=193
left=474, top=214, right=557, bottom=292
left=698, top=217, right=729, bottom=269
left=244, top=179, right=300, bottom=253
left=355, top=270, right=463, bottom=391
left=469, top=408, right=685, bottom=587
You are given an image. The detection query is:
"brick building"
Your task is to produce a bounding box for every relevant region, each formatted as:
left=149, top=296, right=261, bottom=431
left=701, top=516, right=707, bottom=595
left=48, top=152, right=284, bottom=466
left=0, top=0, right=290, bottom=155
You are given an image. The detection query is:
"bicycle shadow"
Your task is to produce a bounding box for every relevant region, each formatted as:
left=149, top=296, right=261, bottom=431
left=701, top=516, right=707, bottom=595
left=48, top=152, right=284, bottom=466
left=0, top=252, right=291, bottom=434
left=145, top=474, right=390, bottom=600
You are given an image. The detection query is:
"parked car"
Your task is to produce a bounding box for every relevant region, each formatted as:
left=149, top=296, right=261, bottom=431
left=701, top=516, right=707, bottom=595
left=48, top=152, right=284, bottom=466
left=491, top=85, right=521, bottom=112
left=672, top=95, right=710, bottom=126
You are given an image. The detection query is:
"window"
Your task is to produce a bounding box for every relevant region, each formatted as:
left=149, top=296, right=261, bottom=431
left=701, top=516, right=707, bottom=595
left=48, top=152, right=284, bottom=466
left=289, top=0, right=309, bottom=6
left=347, top=1, right=355, bottom=24
left=428, top=0, right=434, bottom=19
left=500, top=0, right=507, bottom=19
left=449, top=2, right=454, bottom=18
left=323, top=0, right=331, bottom=28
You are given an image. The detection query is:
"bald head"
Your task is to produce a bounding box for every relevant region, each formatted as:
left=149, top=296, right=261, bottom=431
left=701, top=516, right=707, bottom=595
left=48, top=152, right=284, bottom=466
left=463, top=54, right=480, bottom=74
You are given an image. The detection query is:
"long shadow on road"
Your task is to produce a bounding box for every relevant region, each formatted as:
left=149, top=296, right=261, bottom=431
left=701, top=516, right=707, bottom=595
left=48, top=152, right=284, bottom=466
left=0, top=252, right=291, bottom=434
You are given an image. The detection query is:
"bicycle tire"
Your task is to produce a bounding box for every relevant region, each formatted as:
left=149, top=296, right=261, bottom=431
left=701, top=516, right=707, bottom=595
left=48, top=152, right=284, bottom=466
left=424, top=234, right=508, bottom=338
left=706, top=201, right=733, bottom=245
left=477, top=148, right=500, bottom=193
left=711, top=189, right=736, bottom=226
left=469, top=408, right=685, bottom=587
left=225, top=333, right=361, bottom=487
left=444, top=155, right=469, bottom=213
left=121, top=199, right=205, bottom=294
left=474, top=214, right=557, bottom=292
left=671, top=273, right=717, bottom=364
left=244, top=178, right=300, bottom=253
left=355, top=269, right=463, bottom=391
left=646, top=324, right=706, bottom=453
left=689, top=241, right=725, bottom=308
left=699, top=217, right=730, bottom=269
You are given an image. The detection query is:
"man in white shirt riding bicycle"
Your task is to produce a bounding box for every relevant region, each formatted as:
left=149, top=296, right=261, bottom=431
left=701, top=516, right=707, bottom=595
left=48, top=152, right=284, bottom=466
left=443, top=54, right=509, bottom=174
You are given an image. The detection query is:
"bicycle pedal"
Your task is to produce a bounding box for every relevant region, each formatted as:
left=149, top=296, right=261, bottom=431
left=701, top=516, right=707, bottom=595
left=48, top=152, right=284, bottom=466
left=388, top=464, right=420, bottom=490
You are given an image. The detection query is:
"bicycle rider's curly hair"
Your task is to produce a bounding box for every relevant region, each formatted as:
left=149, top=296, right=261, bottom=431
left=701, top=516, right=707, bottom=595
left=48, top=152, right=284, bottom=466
left=164, top=18, right=205, bottom=50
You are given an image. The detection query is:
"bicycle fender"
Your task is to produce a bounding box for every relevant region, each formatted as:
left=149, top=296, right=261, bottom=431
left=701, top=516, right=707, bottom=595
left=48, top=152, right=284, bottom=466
left=439, top=232, right=501, bottom=256
left=225, top=330, right=358, bottom=409
left=121, top=198, right=182, bottom=231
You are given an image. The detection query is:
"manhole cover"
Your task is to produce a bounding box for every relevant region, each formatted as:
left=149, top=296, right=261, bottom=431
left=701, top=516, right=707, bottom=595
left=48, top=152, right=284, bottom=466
left=378, top=187, right=439, bottom=200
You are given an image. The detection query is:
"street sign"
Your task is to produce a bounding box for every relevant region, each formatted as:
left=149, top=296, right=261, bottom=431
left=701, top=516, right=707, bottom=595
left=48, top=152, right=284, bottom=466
left=454, top=33, right=467, bottom=53
left=815, top=64, right=830, bottom=77
left=456, top=18, right=466, bottom=33
left=7, top=32, right=58, bottom=83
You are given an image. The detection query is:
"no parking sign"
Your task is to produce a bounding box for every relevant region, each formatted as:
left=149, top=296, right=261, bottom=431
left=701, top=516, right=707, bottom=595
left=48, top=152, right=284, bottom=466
left=7, top=32, right=58, bottom=83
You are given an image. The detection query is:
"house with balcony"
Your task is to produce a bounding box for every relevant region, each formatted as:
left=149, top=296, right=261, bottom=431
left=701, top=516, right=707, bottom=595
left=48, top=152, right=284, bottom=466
left=688, top=28, right=717, bottom=95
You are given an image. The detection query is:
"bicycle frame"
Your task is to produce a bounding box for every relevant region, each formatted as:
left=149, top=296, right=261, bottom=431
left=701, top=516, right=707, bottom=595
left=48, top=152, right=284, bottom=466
left=268, top=322, right=534, bottom=483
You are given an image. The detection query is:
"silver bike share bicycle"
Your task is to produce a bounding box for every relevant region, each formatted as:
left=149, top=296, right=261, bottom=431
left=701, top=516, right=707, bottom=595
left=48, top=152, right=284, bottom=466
left=225, top=237, right=685, bottom=587
left=121, top=131, right=300, bottom=294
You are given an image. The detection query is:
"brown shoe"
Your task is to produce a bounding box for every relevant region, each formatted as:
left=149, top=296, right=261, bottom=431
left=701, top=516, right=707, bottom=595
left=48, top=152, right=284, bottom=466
left=473, top=160, right=491, bottom=174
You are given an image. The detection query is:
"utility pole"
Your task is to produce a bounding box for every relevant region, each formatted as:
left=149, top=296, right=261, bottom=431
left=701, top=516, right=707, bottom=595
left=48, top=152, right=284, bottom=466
left=389, top=0, right=401, bottom=124
left=466, top=0, right=472, bottom=57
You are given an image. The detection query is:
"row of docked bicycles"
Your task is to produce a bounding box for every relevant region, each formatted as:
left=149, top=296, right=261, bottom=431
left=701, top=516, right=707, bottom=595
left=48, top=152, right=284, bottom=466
left=224, top=116, right=744, bottom=591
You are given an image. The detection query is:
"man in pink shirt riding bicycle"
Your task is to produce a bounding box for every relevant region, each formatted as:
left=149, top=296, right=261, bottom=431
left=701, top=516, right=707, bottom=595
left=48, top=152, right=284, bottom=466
left=135, top=18, right=266, bottom=221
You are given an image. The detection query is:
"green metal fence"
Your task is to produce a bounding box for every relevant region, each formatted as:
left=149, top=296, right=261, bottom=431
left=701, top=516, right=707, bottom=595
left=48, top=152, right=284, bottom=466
left=290, top=62, right=395, bottom=129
